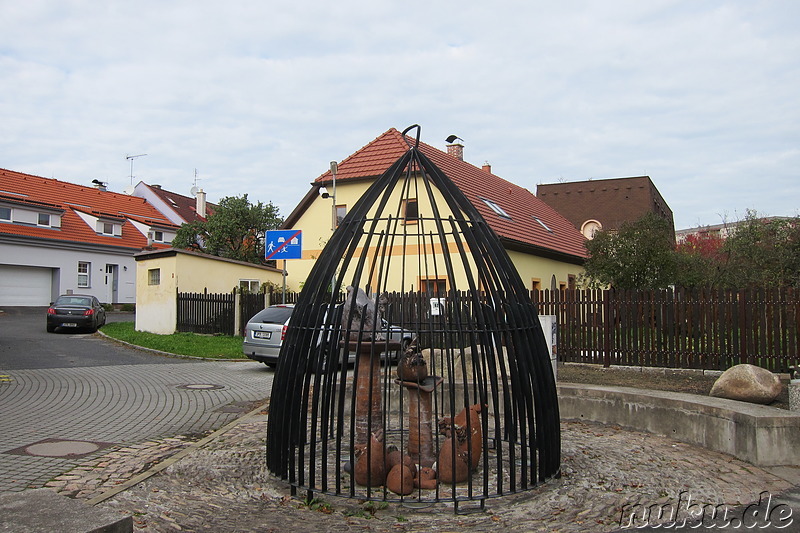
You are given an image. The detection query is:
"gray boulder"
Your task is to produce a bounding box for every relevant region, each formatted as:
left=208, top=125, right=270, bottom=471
left=710, top=364, right=782, bottom=404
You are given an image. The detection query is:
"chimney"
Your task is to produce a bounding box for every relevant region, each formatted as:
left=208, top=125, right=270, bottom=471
left=446, top=142, right=464, bottom=161
left=196, top=189, right=207, bottom=218
left=482, top=162, right=492, bottom=174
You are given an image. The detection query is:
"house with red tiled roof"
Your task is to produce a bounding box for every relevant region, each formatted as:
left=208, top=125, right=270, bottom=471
left=0, top=168, right=180, bottom=306
left=131, top=181, right=215, bottom=225
left=281, top=128, right=587, bottom=292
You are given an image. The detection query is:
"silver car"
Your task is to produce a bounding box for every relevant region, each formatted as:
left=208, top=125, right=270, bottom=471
left=243, top=304, right=414, bottom=368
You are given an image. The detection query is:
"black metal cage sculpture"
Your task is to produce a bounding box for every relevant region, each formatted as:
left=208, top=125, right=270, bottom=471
left=266, top=125, right=560, bottom=511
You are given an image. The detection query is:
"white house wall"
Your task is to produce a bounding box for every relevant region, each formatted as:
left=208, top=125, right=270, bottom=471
left=0, top=238, right=137, bottom=306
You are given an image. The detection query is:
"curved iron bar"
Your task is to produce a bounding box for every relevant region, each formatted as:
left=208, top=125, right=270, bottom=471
left=266, top=128, right=560, bottom=511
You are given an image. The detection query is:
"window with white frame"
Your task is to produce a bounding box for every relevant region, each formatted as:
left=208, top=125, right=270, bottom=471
left=152, top=230, right=164, bottom=242
left=38, top=213, right=51, bottom=226
left=148, top=268, right=161, bottom=286
left=239, top=279, right=260, bottom=293
left=78, top=261, right=91, bottom=288
left=102, top=222, right=114, bottom=235
left=0, top=207, right=10, bottom=221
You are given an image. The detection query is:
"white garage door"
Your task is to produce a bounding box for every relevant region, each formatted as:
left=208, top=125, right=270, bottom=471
left=0, top=265, right=53, bottom=306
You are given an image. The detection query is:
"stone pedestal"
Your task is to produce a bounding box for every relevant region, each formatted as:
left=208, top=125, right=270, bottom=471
left=397, top=376, right=443, bottom=467
left=790, top=380, right=800, bottom=412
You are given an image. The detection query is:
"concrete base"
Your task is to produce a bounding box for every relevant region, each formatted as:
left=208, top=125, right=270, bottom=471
left=558, top=383, right=800, bottom=467
left=0, top=489, right=132, bottom=533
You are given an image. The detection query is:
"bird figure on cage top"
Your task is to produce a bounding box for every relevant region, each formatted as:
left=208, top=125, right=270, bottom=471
left=342, top=286, right=388, bottom=341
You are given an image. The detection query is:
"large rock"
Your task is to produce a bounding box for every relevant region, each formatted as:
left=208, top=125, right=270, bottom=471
left=710, top=364, right=782, bottom=404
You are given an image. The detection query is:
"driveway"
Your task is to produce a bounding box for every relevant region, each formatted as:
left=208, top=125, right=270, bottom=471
left=0, top=307, right=275, bottom=492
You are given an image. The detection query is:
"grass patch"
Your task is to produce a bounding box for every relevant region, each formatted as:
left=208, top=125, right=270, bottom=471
left=100, top=322, right=244, bottom=359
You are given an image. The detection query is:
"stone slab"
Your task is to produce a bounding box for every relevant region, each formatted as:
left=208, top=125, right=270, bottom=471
left=0, top=489, right=132, bottom=533
left=558, top=383, right=800, bottom=467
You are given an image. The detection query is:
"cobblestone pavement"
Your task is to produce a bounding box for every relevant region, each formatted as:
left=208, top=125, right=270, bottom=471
left=0, top=360, right=273, bottom=493
left=78, top=411, right=794, bottom=533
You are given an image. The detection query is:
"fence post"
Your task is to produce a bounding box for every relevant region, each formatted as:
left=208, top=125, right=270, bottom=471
left=603, top=289, right=612, bottom=368
left=234, top=289, right=242, bottom=337
left=265, top=290, right=271, bottom=308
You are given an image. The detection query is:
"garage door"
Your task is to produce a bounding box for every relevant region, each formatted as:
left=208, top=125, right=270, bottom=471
left=0, top=265, right=53, bottom=306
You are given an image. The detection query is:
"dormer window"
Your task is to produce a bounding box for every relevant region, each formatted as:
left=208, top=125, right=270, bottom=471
left=0, top=207, right=10, bottom=221
left=95, top=219, right=121, bottom=236
left=153, top=230, right=164, bottom=242
left=480, top=198, right=511, bottom=219
left=37, top=213, right=51, bottom=226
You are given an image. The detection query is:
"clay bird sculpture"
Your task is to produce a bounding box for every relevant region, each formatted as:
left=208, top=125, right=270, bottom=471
left=396, top=350, right=428, bottom=382
left=437, top=425, right=470, bottom=484
left=438, top=403, right=484, bottom=470
left=353, top=429, right=386, bottom=487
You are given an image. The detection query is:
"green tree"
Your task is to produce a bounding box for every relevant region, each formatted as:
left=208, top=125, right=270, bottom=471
left=581, top=213, right=677, bottom=289
left=715, top=211, right=800, bottom=288
left=172, top=194, right=282, bottom=264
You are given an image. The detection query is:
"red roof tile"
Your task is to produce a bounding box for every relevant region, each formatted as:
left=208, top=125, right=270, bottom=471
left=0, top=168, right=178, bottom=250
left=311, top=128, right=587, bottom=261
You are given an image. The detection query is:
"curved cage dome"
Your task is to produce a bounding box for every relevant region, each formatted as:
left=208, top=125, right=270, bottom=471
left=266, top=125, right=560, bottom=511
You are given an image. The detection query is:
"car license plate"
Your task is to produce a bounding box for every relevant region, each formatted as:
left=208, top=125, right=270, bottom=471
left=63, top=323, right=77, bottom=327
left=254, top=331, right=271, bottom=339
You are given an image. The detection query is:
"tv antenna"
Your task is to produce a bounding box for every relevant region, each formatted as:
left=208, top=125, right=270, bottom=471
left=190, top=168, right=201, bottom=196
left=126, top=153, right=148, bottom=185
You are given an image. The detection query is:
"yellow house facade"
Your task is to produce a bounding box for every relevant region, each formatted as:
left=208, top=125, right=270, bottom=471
left=281, top=128, right=587, bottom=294
left=134, top=248, right=283, bottom=334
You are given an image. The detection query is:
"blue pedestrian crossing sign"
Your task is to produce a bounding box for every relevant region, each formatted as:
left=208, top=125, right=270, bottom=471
left=265, top=230, right=303, bottom=260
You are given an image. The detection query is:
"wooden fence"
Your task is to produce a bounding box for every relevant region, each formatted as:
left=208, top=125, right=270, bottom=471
left=177, top=287, right=800, bottom=372
left=533, top=287, right=800, bottom=372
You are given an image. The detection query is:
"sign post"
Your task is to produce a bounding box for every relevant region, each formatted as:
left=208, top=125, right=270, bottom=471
left=266, top=230, right=303, bottom=303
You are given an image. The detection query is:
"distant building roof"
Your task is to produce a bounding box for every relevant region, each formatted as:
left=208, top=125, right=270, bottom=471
left=0, top=168, right=179, bottom=250
left=536, top=176, right=674, bottom=238
left=284, top=128, right=587, bottom=263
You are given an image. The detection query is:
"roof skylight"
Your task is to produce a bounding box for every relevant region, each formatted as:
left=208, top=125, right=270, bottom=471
left=480, top=197, right=511, bottom=219
left=533, top=216, right=553, bottom=233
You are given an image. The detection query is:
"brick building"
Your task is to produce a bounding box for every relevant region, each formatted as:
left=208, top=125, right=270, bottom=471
left=536, top=176, right=674, bottom=239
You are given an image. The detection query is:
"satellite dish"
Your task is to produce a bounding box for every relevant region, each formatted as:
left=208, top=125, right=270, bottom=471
left=123, top=185, right=135, bottom=195
left=190, top=185, right=199, bottom=197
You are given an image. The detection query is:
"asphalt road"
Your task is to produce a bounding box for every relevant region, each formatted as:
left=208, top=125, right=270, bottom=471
left=0, top=307, right=191, bottom=369
left=0, top=306, right=274, bottom=493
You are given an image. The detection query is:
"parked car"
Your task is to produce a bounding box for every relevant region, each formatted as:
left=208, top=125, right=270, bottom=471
left=243, top=304, right=414, bottom=368
left=46, top=294, right=107, bottom=333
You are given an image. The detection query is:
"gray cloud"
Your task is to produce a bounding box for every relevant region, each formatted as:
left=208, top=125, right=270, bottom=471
left=1, top=0, right=798, bottom=228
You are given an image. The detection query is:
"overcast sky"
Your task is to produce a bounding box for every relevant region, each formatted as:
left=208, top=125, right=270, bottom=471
left=2, top=1, right=797, bottom=230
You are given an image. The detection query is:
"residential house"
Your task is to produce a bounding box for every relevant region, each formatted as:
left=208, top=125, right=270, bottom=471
left=281, top=128, right=588, bottom=293
left=0, top=168, right=180, bottom=306
left=131, top=181, right=214, bottom=225
left=134, top=247, right=283, bottom=334
left=536, top=176, right=674, bottom=239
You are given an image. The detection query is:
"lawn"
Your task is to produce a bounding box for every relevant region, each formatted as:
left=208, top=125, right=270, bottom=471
left=100, top=322, right=245, bottom=359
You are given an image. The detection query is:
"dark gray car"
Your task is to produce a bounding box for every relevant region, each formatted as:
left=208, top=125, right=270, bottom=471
left=46, top=294, right=107, bottom=333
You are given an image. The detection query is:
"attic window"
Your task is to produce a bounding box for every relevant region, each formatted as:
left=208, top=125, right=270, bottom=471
left=0, top=207, right=10, bottom=221
left=37, top=213, right=51, bottom=227
left=480, top=197, right=511, bottom=219
left=533, top=216, right=553, bottom=233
